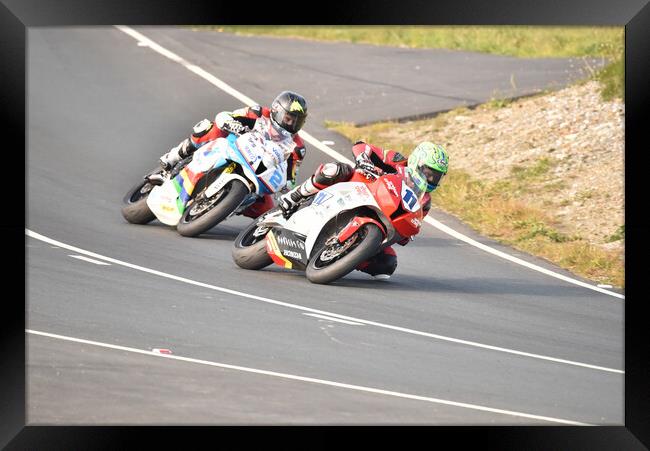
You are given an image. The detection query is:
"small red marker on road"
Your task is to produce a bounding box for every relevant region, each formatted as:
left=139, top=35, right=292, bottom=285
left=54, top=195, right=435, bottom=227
left=152, top=348, right=172, bottom=355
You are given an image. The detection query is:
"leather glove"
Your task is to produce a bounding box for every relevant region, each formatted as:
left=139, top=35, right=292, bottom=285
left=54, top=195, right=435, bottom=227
left=355, top=153, right=382, bottom=176
left=222, top=120, right=250, bottom=136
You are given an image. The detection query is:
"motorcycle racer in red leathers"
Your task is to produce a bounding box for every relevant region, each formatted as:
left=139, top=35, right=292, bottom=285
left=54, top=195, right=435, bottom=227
left=152, top=91, right=308, bottom=218
left=278, top=141, right=450, bottom=279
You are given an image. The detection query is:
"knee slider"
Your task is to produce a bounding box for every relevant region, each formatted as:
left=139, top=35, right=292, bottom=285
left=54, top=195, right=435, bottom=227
left=314, top=162, right=352, bottom=186
left=191, top=119, right=213, bottom=138
left=373, top=254, right=397, bottom=276
left=359, top=253, right=397, bottom=276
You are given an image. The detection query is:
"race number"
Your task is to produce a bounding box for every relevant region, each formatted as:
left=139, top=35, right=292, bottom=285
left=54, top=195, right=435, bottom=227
left=401, top=183, right=420, bottom=212
left=268, top=166, right=284, bottom=190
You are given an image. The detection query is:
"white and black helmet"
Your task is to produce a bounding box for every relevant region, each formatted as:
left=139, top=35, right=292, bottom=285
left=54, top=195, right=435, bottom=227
left=270, top=91, right=308, bottom=134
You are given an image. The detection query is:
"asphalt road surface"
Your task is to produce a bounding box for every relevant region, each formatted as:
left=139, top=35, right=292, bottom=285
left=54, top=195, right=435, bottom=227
left=26, top=27, right=622, bottom=425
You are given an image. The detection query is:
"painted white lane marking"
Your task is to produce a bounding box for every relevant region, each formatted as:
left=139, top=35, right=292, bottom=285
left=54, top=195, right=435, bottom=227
left=114, top=25, right=622, bottom=299
left=26, top=329, right=592, bottom=425
left=115, top=24, right=351, bottom=163
left=423, top=217, right=625, bottom=300
left=26, top=229, right=624, bottom=375
left=68, top=255, right=112, bottom=266
left=304, top=313, right=364, bottom=325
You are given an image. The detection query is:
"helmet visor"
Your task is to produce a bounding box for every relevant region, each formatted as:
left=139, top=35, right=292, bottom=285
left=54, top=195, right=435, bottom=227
left=419, top=165, right=445, bottom=191
left=275, top=110, right=307, bottom=134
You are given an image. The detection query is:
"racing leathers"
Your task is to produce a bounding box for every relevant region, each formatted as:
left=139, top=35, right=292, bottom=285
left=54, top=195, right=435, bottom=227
left=157, top=105, right=306, bottom=218
left=279, top=141, right=432, bottom=278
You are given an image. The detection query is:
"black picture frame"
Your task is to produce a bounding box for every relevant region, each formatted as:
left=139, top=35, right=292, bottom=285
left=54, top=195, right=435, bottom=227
left=4, top=0, right=648, bottom=448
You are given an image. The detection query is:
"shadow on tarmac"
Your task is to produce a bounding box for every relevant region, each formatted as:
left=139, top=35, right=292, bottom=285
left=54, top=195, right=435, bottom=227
left=231, top=265, right=592, bottom=299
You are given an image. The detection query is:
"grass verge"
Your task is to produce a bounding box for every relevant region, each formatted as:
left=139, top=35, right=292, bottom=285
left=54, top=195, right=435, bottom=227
left=326, top=116, right=624, bottom=288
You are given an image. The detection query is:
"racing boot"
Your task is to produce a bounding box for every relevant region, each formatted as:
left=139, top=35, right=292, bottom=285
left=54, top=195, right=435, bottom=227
left=159, top=138, right=193, bottom=171
left=279, top=162, right=355, bottom=218
left=278, top=179, right=318, bottom=218
left=356, top=247, right=397, bottom=280
left=144, top=172, right=165, bottom=186
left=241, top=194, right=275, bottom=219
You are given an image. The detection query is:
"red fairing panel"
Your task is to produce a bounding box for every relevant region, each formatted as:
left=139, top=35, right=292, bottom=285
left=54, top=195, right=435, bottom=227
left=336, top=216, right=386, bottom=243
left=366, top=173, right=402, bottom=217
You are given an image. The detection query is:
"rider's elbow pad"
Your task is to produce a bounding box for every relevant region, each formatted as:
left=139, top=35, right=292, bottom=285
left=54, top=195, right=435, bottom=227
left=191, top=119, right=214, bottom=139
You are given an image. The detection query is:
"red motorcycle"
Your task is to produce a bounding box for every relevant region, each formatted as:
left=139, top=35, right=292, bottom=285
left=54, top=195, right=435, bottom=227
left=232, top=165, right=425, bottom=284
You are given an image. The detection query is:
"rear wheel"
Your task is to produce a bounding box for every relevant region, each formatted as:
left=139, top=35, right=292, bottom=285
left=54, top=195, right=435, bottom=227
left=232, top=218, right=273, bottom=270
left=120, top=170, right=160, bottom=224
left=306, top=223, right=383, bottom=285
left=176, top=180, right=249, bottom=237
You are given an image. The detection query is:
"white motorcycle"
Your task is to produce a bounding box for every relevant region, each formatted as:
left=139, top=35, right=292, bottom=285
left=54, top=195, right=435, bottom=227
left=232, top=168, right=425, bottom=284
left=121, top=129, right=289, bottom=237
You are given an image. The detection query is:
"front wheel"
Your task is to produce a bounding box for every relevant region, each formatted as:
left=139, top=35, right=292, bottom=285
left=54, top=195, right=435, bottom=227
left=306, top=223, right=384, bottom=285
left=176, top=180, right=249, bottom=237
left=120, top=169, right=160, bottom=224
left=232, top=217, right=273, bottom=270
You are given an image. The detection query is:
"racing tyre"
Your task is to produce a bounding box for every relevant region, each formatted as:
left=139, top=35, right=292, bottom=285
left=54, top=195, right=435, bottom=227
left=121, top=174, right=158, bottom=225
left=232, top=218, right=273, bottom=270
left=306, top=223, right=384, bottom=285
left=176, top=180, right=249, bottom=237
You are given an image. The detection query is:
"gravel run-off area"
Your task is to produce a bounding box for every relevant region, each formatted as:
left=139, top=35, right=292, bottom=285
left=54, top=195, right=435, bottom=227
left=399, top=81, right=624, bottom=255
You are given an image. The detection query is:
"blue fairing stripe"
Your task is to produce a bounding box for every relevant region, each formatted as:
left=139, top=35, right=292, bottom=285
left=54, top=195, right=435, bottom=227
left=226, top=133, right=272, bottom=194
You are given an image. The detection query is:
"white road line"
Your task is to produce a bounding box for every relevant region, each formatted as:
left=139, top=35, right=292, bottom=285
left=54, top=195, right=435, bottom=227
left=114, top=25, right=622, bottom=299
left=304, top=313, right=364, bottom=325
left=26, top=229, right=624, bottom=375
left=25, top=329, right=592, bottom=425
left=68, top=255, right=112, bottom=266
left=424, top=217, right=625, bottom=299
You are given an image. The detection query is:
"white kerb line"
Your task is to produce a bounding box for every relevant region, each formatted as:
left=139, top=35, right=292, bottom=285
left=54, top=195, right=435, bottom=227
left=114, top=25, right=621, bottom=299
left=26, top=329, right=592, bottom=426
left=425, top=217, right=625, bottom=299
left=115, top=25, right=350, bottom=165
left=25, top=228, right=624, bottom=375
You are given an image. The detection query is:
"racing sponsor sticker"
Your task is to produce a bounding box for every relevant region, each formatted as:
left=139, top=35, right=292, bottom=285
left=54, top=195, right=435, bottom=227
left=239, top=135, right=263, bottom=164
left=313, top=191, right=333, bottom=206
left=274, top=230, right=308, bottom=269
left=383, top=179, right=398, bottom=197
left=282, top=249, right=303, bottom=259
left=277, top=234, right=306, bottom=250
left=354, top=185, right=370, bottom=199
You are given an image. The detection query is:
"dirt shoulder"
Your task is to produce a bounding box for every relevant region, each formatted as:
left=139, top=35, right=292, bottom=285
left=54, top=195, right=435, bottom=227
left=421, top=81, right=624, bottom=249
left=327, top=80, right=624, bottom=287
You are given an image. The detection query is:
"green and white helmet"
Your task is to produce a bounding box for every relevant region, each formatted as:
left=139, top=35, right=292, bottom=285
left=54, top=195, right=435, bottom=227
left=407, top=142, right=449, bottom=193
